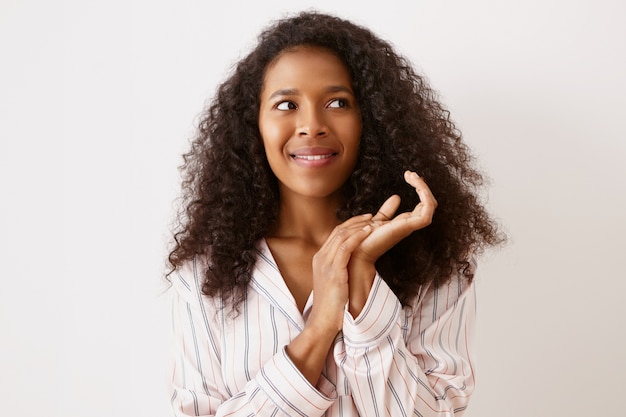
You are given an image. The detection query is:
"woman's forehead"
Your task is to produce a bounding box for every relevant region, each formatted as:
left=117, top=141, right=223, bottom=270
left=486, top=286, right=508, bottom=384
left=261, top=47, right=353, bottom=96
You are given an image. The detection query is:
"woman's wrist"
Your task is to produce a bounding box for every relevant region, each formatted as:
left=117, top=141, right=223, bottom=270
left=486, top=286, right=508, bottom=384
left=347, top=260, right=376, bottom=318
left=286, top=323, right=338, bottom=385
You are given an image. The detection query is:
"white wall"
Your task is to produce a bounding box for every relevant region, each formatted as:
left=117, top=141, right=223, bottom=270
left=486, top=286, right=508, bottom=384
left=1, top=0, right=624, bottom=416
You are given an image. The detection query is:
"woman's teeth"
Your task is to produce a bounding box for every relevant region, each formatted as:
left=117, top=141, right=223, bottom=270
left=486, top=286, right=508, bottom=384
left=292, top=154, right=334, bottom=161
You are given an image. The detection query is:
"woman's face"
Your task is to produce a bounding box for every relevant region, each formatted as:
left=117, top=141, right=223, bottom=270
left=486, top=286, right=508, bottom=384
left=258, top=46, right=362, bottom=202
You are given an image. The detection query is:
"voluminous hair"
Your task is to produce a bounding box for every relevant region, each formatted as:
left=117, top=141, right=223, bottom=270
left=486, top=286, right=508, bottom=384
left=168, top=11, right=504, bottom=308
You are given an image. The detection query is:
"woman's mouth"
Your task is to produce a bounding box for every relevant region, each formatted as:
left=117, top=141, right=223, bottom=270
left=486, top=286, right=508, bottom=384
left=289, top=149, right=338, bottom=167
left=291, top=153, right=336, bottom=161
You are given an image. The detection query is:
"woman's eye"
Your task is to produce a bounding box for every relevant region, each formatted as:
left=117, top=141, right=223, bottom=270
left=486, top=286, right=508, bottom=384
left=328, top=98, right=348, bottom=109
left=276, top=101, right=297, bottom=110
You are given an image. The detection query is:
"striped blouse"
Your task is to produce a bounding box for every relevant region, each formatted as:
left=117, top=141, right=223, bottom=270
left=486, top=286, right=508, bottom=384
left=168, top=239, right=477, bottom=417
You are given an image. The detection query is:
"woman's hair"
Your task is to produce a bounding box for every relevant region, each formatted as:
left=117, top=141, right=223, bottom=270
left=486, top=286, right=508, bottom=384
left=168, top=11, right=504, bottom=307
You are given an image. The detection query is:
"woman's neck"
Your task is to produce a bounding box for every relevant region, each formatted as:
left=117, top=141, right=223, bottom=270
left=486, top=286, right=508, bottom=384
left=271, top=193, right=341, bottom=247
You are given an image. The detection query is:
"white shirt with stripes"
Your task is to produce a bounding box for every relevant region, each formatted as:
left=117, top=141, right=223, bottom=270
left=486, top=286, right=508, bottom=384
left=169, top=239, right=477, bottom=416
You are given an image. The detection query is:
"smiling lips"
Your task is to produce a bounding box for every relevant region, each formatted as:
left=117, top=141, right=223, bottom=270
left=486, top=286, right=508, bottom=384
left=289, top=147, right=338, bottom=167
left=292, top=153, right=335, bottom=161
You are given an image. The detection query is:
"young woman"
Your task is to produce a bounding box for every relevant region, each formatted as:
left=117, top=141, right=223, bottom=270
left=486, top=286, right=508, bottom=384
left=167, top=11, right=502, bottom=417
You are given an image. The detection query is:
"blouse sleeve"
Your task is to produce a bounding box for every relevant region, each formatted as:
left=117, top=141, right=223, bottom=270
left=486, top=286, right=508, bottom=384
left=168, top=259, right=337, bottom=417
left=336, top=263, right=477, bottom=417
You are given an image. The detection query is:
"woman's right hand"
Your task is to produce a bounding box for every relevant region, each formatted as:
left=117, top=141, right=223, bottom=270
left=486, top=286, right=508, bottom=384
left=286, top=213, right=374, bottom=385
left=307, top=213, right=374, bottom=334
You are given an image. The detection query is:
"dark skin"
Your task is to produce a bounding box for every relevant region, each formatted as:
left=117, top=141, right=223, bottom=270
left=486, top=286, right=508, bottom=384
left=259, top=47, right=438, bottom=386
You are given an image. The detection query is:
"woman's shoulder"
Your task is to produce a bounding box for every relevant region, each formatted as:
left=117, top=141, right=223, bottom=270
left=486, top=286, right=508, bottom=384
left=410, top=256, right=477, bottom=315
left=169, top=255, right=212, bottom=304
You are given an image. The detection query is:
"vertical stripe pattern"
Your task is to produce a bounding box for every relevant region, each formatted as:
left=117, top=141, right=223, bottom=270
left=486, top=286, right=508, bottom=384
left=168, top=239, right=477, bottom=416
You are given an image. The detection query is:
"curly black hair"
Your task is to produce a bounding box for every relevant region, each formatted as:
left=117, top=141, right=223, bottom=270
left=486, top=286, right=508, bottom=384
left=168, top=11, right=504, bottom=308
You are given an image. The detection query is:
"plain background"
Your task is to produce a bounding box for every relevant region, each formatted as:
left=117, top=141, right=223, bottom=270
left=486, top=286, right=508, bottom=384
left=1, top=0, right=624, bottom=416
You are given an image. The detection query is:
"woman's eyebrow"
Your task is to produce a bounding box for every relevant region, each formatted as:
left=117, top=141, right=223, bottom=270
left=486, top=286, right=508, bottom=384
left=268, top=88, right=300, bottom=100
left=267, top=85, right=354, bottom=100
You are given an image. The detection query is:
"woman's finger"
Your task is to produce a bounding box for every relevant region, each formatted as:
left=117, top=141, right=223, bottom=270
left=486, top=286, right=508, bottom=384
left=354, top=172, right=438, bottom=260
left=404, top=170, right=438, bottom=212
left=315, top=214, right=372, bottom=261
left=321, top=214, right=372, bottom=248
left=372, top=194, right=401, bottom=222
left=321, top=220, right=373, bottom=267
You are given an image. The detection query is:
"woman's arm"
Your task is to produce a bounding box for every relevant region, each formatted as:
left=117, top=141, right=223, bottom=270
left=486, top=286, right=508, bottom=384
left=347, top=171, right=438, bottom=318
left=169, top=259, right=338, bottom=417
left=336, top=269, right=476, bottom=417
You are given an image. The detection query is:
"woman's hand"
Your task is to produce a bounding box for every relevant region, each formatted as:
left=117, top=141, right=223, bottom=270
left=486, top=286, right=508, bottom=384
left=307, top=213, right=374, bottom=333
left=347, top=171, right=437, bottom=316
left=287, top=214, right=373, bottom=385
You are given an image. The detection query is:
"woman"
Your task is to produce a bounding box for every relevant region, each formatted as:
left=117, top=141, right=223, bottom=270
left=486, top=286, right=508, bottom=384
left=167, top=11, right=502, bottom=417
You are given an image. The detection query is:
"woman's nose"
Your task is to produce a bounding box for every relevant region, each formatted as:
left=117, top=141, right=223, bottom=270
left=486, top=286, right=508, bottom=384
left=297, top=107, right=328, bottom=137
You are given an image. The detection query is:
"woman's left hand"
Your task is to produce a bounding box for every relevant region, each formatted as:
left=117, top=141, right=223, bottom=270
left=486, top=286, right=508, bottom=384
left=346, top=170, right=437, bottom=316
